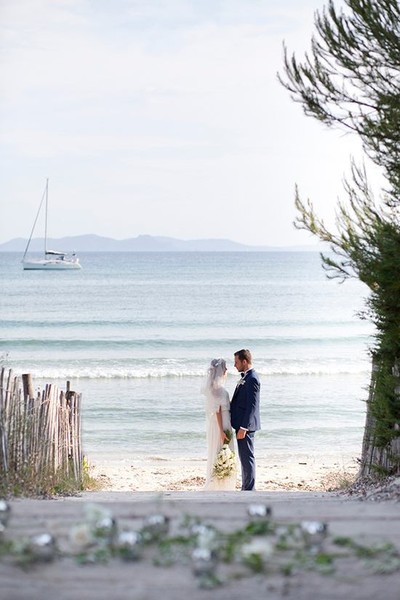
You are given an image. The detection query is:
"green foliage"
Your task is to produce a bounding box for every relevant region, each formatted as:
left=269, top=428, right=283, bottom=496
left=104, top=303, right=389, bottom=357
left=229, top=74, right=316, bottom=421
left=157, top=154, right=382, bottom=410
left=81, top=457, right=103, bottom=492
left=0, top=455, right=103, bottom=498
left=332, top=538, right=400, bottom=574
left=0, top=465, right=84, bottom=498
left=295, top=166, right=400, bottom=454
left=244, top=520, right=275, bottom=536
left=279, top=0, right=400, bottom=192
left=241, top=551, right=264, bottom=573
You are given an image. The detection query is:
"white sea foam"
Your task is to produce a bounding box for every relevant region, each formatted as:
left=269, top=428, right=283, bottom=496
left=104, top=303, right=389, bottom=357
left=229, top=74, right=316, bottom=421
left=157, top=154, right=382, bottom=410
left=8, top=361, right=371, bottom=380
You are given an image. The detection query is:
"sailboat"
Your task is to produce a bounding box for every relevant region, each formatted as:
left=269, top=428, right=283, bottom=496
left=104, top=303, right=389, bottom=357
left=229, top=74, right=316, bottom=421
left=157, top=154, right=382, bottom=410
left=22, top=179, right=82, bottom=270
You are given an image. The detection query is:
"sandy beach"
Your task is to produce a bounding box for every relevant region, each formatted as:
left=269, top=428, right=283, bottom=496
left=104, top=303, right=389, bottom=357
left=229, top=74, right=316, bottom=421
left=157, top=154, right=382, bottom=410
left=87, top=453, right=359, bottom=493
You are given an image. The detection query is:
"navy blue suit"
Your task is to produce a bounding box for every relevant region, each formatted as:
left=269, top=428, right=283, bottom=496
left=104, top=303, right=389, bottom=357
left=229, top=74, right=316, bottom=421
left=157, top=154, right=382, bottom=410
left=230, top=369, right=261, bottom=490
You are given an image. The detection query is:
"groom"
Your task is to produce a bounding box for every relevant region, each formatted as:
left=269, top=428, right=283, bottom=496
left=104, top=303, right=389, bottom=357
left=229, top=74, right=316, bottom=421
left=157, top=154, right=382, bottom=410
left=230, top=349, right=261, bottom=491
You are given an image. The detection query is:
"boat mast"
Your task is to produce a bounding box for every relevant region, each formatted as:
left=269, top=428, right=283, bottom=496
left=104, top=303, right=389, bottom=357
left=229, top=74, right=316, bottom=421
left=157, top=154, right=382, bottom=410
left=22, top=178, right=48, bottom=262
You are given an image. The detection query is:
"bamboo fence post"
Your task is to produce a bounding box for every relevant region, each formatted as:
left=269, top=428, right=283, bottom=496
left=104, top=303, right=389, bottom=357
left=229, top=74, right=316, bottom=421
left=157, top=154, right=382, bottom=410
left=0, top=368, right=8, bottom=474
left=22, top=374, right=34, bottom=401
left=359, top=358, right=400, bottom=476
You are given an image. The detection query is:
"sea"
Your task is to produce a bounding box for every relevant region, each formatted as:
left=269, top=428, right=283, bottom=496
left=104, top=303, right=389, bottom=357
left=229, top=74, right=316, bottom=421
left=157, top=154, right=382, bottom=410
left=0, top=251, right=373, bottom=466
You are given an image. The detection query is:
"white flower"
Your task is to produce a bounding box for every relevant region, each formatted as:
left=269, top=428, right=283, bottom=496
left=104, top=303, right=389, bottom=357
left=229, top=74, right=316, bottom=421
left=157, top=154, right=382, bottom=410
left=69, top=523, right=95, bottom=550
left=212, top=443, right=236, bottom=479
left=70, top=504, right=116, bottom=551
left=241, top=539, right=273, bottom=561
left=83, top=503, right=113, bottom=526
left=195, top=526, right=218, bottom=550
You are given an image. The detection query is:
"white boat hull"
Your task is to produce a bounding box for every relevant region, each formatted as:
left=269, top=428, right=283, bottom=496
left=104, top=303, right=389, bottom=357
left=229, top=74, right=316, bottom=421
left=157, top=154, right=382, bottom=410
left=22, top=258, right=82, bottom=270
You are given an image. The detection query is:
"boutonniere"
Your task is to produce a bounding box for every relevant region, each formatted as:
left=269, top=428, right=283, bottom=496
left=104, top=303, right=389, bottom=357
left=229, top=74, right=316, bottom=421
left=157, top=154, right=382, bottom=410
left=236, top=376, right=246, bottom=386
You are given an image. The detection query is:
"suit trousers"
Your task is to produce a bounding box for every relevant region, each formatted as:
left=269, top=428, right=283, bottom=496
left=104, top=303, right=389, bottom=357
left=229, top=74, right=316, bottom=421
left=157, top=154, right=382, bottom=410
left=237, top=431, right=255, bottom=491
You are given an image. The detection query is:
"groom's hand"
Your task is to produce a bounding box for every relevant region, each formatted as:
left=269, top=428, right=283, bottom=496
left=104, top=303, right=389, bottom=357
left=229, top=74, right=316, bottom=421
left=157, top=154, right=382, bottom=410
left=236, top=428, right=247, bottom=440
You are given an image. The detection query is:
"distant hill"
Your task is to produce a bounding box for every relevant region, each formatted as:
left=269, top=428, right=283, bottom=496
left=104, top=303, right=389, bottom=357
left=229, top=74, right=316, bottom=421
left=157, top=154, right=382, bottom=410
left=0, top=234, right=322, bottom=252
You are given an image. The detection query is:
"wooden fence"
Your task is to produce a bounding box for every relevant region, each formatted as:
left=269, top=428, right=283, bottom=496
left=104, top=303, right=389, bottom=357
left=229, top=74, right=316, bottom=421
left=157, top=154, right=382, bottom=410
left=359, top=359, right=400, bottom=477
left=0, top=368, right=83, bottom=493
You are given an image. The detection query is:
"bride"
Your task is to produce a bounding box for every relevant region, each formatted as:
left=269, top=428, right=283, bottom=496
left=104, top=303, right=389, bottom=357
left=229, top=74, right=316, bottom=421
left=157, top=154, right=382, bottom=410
left=202, top=358, right=237, bottom=490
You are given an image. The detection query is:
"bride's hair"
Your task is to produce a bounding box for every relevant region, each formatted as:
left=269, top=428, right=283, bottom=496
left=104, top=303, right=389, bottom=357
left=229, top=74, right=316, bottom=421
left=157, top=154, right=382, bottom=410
left=204, top=358, right=227, bottom=394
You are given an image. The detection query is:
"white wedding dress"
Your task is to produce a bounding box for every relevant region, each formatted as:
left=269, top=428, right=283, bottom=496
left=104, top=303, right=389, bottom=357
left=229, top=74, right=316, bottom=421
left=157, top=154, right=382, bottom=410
left=204, top=386, right=237, bottom=491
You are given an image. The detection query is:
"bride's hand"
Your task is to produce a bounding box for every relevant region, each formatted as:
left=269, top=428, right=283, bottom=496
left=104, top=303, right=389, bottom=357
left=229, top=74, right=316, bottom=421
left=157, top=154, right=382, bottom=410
left=221, top=431, right=228, bottom=444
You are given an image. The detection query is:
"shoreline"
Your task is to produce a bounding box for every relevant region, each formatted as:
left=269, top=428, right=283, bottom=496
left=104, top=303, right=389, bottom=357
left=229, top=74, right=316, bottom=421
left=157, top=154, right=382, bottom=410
left=87, top=453, right=360, bottom=493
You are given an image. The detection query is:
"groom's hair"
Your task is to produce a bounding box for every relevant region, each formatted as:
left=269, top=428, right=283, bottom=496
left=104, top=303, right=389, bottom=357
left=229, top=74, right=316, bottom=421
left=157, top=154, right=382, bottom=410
left=234, top=349, right=252, bottom=363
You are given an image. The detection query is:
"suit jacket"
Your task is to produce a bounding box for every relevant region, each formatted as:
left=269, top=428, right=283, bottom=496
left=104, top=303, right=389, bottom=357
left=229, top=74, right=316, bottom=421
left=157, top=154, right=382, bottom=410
left=230, top=368, right=261, bottom=432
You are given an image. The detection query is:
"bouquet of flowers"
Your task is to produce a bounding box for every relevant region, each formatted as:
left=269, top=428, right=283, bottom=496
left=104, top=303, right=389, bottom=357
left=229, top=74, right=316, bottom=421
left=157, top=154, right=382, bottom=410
left=213, top=430, right=236, bottom=480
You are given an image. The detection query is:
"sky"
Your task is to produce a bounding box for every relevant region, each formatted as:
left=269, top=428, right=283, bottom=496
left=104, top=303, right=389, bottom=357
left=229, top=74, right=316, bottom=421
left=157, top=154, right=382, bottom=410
left=0, top=0, right=384, bottom=247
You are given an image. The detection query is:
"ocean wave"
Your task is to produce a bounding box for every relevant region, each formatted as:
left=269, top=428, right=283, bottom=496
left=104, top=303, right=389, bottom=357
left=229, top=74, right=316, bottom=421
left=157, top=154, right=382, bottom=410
left=0, top=334, right=372, bottom=349
left=0, top=318, right=372, bottom=329
left=6, top=363, right=371, bottom=380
